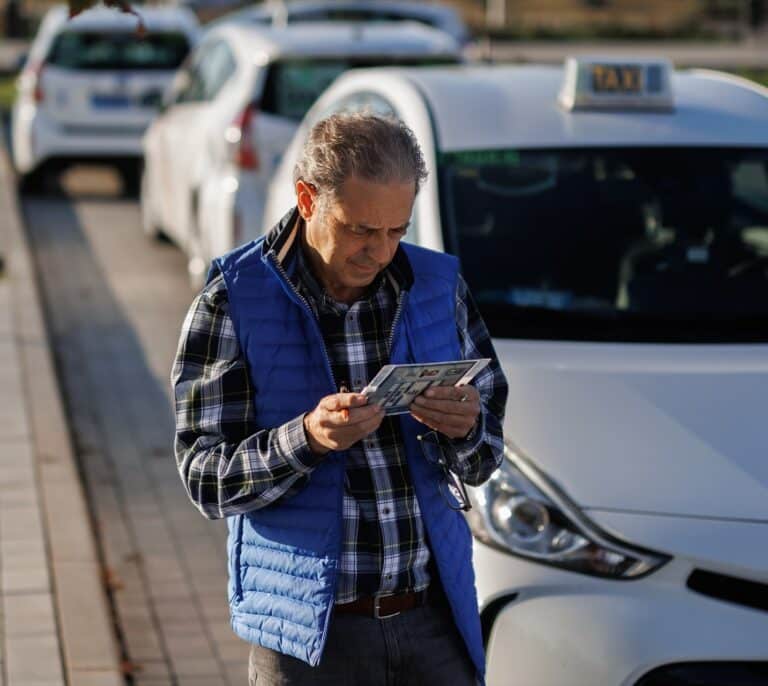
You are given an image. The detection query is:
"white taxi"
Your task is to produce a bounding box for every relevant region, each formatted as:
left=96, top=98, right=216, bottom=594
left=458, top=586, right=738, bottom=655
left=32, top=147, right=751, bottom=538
left=140, top=21, right=460, bottom=287
left=263, top=59, right=768, bottom=685
left=11, top=4, right=199, bottom=193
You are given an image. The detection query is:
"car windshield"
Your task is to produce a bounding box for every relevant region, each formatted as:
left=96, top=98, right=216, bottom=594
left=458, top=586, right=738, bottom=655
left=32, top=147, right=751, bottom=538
left=48, top=31, right=191, bottom=71
left=439, top=147, right=768, bottom=342
left=260, top=57, right=457, bottom=121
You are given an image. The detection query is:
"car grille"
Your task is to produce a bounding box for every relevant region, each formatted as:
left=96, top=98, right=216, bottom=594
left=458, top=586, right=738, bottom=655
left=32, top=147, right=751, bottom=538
left=635, top=662, right=768, bottom=686
left=687, top=569, right=768, bottom=614
left=59, top=124, right=147, bottom=137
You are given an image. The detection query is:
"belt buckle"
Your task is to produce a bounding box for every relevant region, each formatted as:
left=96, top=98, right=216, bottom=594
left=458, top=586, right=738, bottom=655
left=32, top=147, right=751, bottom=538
left=373, top=592, right=400, bottom=620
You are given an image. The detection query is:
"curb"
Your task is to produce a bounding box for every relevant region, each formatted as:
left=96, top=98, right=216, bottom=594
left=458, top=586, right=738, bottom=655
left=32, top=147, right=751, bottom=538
left=0, top=139, right=124, bottom=684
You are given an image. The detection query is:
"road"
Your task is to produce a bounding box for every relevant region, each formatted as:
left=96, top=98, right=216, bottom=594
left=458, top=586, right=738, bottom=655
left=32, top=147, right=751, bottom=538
left=19, top=167, right=249, bottom=686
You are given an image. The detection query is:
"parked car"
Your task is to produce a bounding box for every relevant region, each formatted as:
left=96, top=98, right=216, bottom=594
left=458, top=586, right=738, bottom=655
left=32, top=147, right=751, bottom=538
left=204, top=0, right=472, bottom=46
left=263, top=59, right=768, bottom=685
left=141, top=21, right=460, bottom=286
left=11, top=4, right=199, bottom=194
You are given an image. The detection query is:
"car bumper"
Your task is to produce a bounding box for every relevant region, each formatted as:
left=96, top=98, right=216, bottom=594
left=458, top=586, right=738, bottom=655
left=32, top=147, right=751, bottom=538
left=14, top=105, right=148, bottom=173
left=474, top=541, right=768, bottom=686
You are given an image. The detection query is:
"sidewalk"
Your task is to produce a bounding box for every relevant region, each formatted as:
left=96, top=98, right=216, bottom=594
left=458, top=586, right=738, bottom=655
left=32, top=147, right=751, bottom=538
left=0, top=142, right=123, bottom=684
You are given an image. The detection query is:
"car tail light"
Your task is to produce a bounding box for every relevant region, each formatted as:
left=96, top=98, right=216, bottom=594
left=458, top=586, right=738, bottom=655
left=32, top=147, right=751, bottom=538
left=22, top=61, right=45, bottom=103
left=225, top=102, right=259, bottom=171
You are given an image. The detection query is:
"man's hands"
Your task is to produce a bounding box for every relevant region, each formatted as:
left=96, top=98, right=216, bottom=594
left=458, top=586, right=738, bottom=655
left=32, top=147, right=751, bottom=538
left=410, top=385, right=480, bottom=440
left=303, top=385, right=480, bottom=455
left=304, top=393, right=385, bottom=454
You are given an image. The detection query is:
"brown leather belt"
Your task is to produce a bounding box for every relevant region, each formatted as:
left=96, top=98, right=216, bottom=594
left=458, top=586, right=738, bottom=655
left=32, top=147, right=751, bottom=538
left=335, top=590, right=429, bottom=619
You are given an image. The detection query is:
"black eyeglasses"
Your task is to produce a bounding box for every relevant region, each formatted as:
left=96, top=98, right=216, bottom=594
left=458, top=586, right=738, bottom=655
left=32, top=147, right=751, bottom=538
left=417, top=431, right=472, bottom=512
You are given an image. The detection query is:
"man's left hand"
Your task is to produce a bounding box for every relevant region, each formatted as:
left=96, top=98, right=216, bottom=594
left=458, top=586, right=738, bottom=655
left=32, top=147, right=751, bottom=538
left=410, top=385, right=480, bottom=440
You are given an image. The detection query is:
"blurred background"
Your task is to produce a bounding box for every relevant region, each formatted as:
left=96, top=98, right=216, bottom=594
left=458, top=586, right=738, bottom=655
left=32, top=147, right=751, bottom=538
left=0, top=2, right=767, bottom=686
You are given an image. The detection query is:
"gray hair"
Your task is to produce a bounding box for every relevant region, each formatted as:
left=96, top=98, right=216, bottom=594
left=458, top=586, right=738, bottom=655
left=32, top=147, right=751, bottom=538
left=293, top=112, right=428, bottom=207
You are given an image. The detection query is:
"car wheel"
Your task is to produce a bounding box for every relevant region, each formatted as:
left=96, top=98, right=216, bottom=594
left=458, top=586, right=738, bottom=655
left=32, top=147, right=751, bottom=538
left=18, top=166, right=48, bottom=195
left=118, top=162, right=141, bottom=198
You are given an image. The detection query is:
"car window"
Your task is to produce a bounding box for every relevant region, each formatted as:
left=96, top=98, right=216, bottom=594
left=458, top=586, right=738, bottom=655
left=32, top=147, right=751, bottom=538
left=177, top=40, right=236, bottom=103
left=260, top=56, right=457, bottom=122
left=439, top=147, right=768, bottom=342
left=340, top=92, right=397, bottom=118
left=47, top=31, right=190, bottom=71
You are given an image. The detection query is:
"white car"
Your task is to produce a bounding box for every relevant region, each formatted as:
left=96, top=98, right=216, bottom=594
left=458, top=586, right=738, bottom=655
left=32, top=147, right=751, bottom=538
left=204, top=0, right=472, bottom=47
left=264, top=59, right=768, bottom=685
left=11, top=4, right=199, bottom=193
left=141, top=21, right=460, bottom=287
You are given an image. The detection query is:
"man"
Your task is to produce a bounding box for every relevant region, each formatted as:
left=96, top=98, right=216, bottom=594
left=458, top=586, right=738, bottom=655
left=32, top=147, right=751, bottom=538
left=172, top=113, right=508, bottom=685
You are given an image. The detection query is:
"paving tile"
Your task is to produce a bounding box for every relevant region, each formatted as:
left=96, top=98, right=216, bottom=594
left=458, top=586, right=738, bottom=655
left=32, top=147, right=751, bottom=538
left=0, top=505, right=45, bottom=543
left=0, top=442, right=35, bottom=484
left=119, top=624, right=166, bottom=663
left=127, top=660, right=172, bottom=683
left=214, top=640, right=249, bottom=662
left=4, top=593, right=57, bottom=636
left=5, top=634, right=64, bottom=683
left=177, top=677, right=227, bottom=686
left=0, top=484, right=38, bottom=508
left=147, top=579, right=195, bottom=601
left=152, top=599, right=200, bottom=624
left=2, top=539, right=48, bottom=571
left=208, top=620, right=237, bottom=645
left=223, top=659, right=249, bottom=686
left=163, top=633, right=217, bottom=660
left=1, top=538, right=47, bottom=560
left=168, top=656, right=224, bottom=679
left=159, top=620, right=205, bottom=640
left=68, top=670, right=124, bottom=686
left=2, top=567, right=50, bottom=594
left=53, top=561, right=120, bottom=671
left=37, top=461, right=98, bottom=565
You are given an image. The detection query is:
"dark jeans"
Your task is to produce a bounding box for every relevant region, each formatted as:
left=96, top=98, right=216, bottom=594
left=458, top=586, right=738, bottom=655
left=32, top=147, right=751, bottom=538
left=248, top=600, right=478, bottom=685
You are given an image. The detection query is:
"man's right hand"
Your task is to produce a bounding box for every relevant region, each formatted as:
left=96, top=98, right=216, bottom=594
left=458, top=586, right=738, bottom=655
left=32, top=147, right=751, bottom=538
left=303, top=393, right=385, bottom=454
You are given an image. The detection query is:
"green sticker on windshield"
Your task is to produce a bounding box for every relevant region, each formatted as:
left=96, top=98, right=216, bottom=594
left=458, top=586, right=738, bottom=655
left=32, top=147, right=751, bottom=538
left=441, top=149, right=521, bottom=166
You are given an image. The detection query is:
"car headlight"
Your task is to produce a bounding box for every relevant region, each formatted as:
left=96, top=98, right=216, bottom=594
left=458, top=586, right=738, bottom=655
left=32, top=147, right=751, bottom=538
left=466, top=443, right=670, bottom=579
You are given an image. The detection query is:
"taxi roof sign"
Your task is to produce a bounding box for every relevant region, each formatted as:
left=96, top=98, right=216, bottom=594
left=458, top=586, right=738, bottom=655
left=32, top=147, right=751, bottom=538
left=559, top=57, right=674, bottom=111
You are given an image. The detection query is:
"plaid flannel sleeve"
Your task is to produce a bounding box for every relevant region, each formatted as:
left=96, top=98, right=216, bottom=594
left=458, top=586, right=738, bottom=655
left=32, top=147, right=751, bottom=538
left=447, top=274, right=509, bottom=486
left=171, top=275, right=324, bottom=519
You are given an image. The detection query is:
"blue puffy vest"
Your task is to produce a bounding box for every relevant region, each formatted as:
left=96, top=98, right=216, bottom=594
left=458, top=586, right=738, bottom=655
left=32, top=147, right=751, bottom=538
left=213, top=234, right=485, bottom=681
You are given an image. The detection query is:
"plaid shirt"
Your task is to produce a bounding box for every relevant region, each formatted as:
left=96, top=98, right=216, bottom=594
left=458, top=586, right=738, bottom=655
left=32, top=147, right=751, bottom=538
left=172, top=212, right=508, bottom=602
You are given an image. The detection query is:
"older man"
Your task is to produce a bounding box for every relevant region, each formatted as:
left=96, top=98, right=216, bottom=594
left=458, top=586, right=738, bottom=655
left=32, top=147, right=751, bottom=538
left=172, top=113, right=507, bottom=685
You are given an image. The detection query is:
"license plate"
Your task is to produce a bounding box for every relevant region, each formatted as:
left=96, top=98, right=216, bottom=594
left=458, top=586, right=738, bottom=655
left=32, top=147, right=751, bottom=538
left=91, top=93, right=132, bottom=108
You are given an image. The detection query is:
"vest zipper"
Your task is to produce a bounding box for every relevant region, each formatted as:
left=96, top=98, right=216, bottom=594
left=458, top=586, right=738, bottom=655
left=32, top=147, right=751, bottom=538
left=387, top=291, right=407, bottom=358
left=268, top=253, right=338, bottom=391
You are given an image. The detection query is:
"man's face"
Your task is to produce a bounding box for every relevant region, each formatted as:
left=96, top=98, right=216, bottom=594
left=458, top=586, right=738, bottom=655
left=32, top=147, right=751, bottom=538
left=300, top=175, right=415, bottom=302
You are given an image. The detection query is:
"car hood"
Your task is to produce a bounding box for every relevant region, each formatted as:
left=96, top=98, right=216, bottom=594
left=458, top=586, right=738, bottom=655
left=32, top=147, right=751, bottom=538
left=494, top=340, right=768, bottom=521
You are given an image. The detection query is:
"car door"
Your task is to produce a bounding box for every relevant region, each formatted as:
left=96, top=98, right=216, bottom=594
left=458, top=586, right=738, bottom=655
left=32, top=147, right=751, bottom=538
left=157, top=39, right=234, bottom=246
